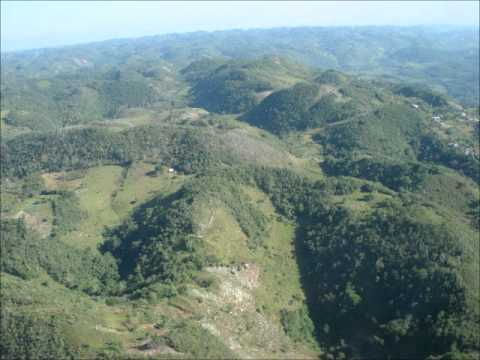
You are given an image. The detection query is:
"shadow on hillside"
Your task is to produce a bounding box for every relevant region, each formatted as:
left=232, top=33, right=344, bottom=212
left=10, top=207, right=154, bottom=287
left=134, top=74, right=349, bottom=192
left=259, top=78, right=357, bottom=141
left=292, top=220, right=357, bottom=357
left=292, top=223, right=330, bottom=348
left=99, top=189, right=184, bottom=279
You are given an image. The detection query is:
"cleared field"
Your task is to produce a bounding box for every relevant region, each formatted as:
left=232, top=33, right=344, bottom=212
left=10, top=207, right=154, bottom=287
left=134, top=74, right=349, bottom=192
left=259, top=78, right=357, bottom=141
left=40, top=163, right=188, bottom=250
left=55, top=166, right=124, bottom=249
left=111, top=162, right=186, bottom=219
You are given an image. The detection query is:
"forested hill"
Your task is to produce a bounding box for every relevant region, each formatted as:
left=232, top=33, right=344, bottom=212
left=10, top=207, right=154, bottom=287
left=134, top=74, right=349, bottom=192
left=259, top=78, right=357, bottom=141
left=2, top=26, right=479, bottom=106
left=1, top=26, right=479, bottom=360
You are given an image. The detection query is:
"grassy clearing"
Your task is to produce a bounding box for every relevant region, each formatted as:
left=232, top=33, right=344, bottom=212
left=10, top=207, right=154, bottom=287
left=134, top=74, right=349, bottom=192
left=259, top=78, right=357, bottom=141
left=195, top=199, right=252, bottom=265
left=199, top=184, right=309, bottom=317
left=57, top=166, right=123, bottom=249
left=1, top=193, right=55, bottom=237
left=112, top=162, right=186, bottom=219
left=1, top=110, right=31, bottom=139
left=417, top=167, right=479, bottom=216
left=194, top=184, right=319, bottom=356
left=20, top=197, right=54, bottom=237
left=94, top=108, right=158, bottom=132
left=243, top=186, right=306, bottom=315
left=39, top=163, right=188, bottom=250
left=41, top=171, right=84, bottom=192
left=2, top=272, right=132, bottom=356
left=331, top=190, right=388, bottom=214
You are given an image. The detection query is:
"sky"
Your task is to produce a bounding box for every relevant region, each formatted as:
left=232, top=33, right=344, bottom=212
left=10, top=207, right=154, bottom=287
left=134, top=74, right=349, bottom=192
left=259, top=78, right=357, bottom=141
left=2, top=1, right=479, bottom=52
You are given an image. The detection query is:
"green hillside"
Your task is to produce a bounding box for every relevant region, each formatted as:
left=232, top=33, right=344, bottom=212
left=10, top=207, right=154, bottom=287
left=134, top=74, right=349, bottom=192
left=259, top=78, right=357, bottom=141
left=183, top=56, right=312, bottom=114
left=1, top=27, right=479, bottom=360
left=243, top=72, right=387, bottom=135
left=3, top=26, right=478, bottom=106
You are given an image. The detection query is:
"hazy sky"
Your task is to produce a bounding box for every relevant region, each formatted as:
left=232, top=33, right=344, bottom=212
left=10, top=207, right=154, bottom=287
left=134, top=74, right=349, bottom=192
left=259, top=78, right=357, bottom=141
left=2, top=1, right=479, bottom=52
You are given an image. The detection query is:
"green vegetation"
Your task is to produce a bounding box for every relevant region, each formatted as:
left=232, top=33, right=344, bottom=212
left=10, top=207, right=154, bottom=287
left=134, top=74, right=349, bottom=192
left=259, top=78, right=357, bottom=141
left=232, top=167, right=479, bottom=359
left=165, top=128, right=237, bottom=174
left=52, top=191, right=86, bottom=235
left=1, top=310, right=75, bottom=360
left=3, top=26, right=478, bottom=111
left=300, top=205, right=476, bottom=358
left=1, top=64, right=177, bottom=132
left=1, top=219, right=119, bottom=295
left=306, top=94, right=359, bottom=126
left=393, top=84, right=449, bottom=107
left=314, top=103, right=425, bottom=160
left=1, top=125, right=241, bottom=178
left=244, top=83, right=320, bottom=134
left=280, top=305, right=316, bottom=345
left=20, top=173, right=46, bottom=197
left=418, top=134, right=479, bottom=183
left=244, top=73, right=402, bottom=136
left=90, top=78, right=157, bottom=118
left=102, top=174, right=269, bottom=291
left=322, top=156, right=435, bottom=191
left=2, top=127, right=168, bottom=177
left=164, top=320, right=236, bottom=359
left=188, top=62, right=271, bottom=113
left=184, top=56, right=310, bottom=114
left=102, top=189, right=203, bottom=290
left=1, top=27, right=479, bottom=359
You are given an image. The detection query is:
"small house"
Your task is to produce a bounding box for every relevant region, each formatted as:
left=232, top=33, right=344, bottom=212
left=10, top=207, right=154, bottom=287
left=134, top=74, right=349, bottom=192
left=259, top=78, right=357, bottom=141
left=168, top=168, right=175, bottom=173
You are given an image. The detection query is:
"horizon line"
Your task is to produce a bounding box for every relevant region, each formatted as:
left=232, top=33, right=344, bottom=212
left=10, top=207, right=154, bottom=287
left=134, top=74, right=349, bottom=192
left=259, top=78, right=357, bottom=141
left=2, top=23, right=478, bottom=55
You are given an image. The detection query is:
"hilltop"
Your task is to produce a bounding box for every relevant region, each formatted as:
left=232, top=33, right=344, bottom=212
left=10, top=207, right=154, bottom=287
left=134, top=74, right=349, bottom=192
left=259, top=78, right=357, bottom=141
left=2, top=26, right=479, bottom=106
